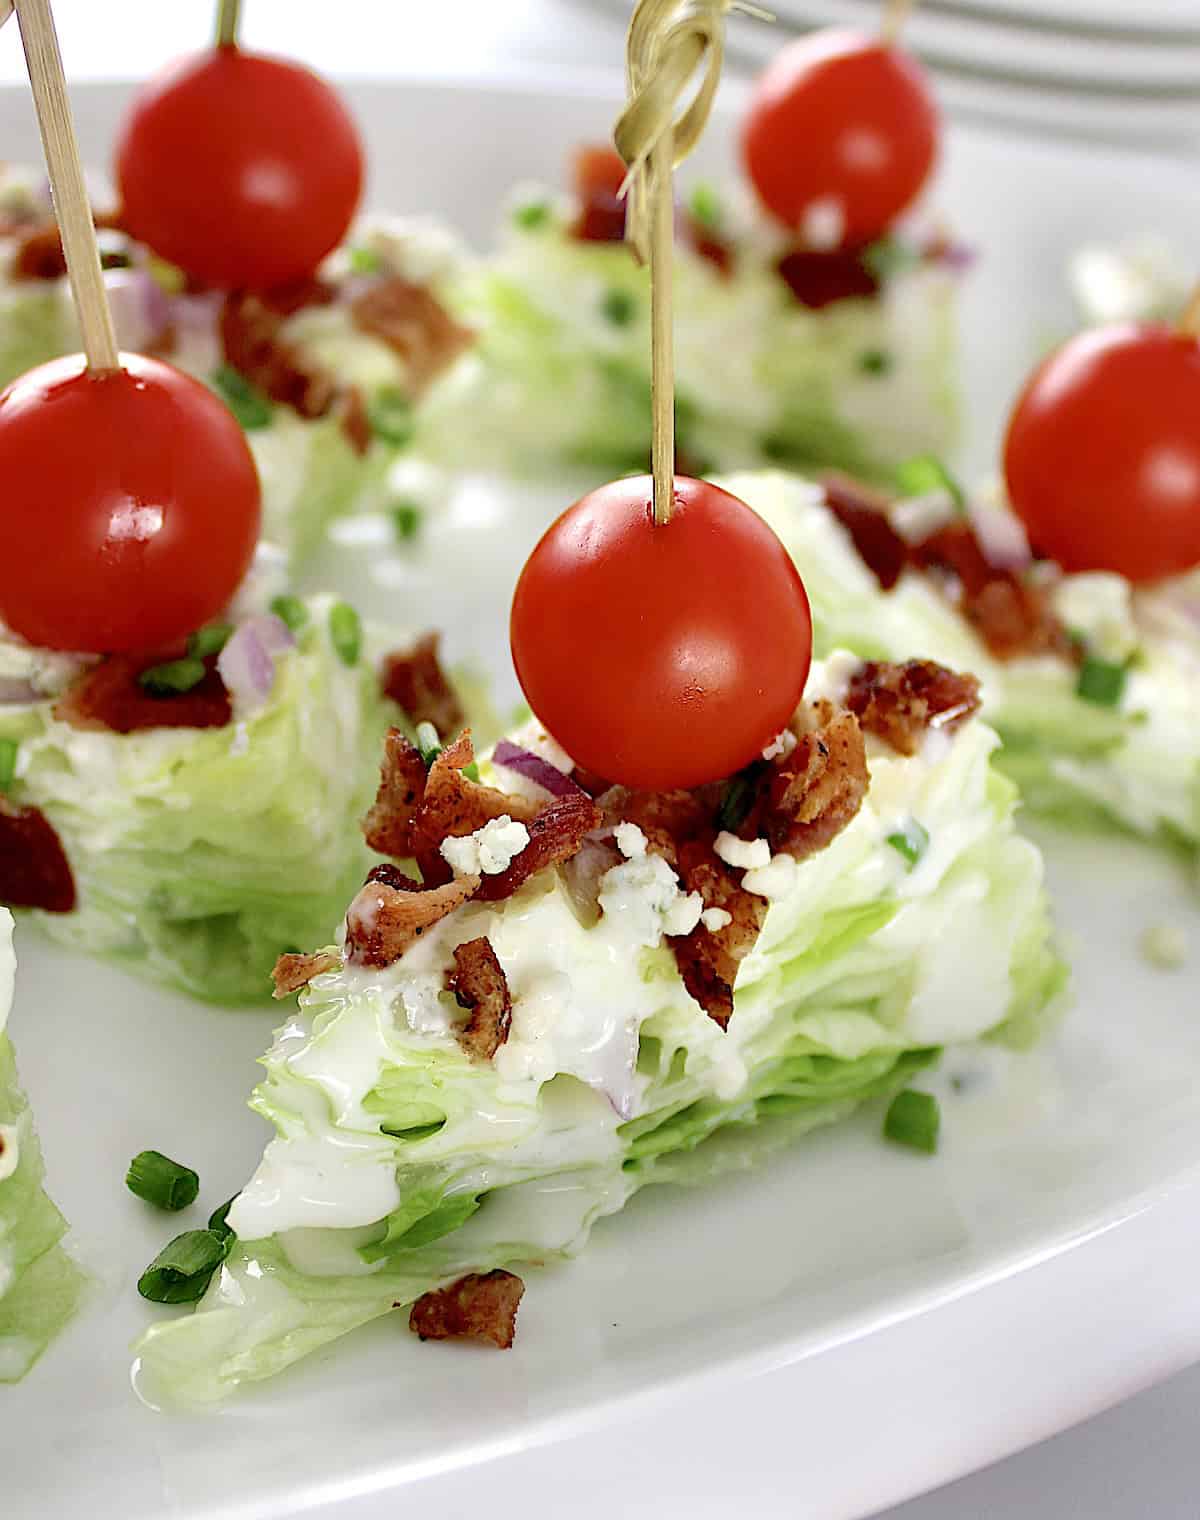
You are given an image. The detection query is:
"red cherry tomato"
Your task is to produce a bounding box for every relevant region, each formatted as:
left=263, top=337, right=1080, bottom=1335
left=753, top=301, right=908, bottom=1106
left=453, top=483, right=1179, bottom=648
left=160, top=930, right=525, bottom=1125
left=742, top=29, right=939, bottom=246
left=0, top=353, right=261, bottom=652
left=510, top=476, right=813, bottom=790
left=116, top=48, right=363, bottom=291
left=1004, top=324, right=1200, bottom=583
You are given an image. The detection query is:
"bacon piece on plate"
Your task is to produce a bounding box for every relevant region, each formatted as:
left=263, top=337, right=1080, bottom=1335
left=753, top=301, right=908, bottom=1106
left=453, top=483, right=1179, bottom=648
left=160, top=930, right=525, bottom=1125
left=54, top=655, right=231, bottom=734
left=339, top=385, right=372, bottom=457
left=762, top=707, right=869, bottom=861
left=570, top=144, right=628, bottom=244
left=220, top=291, right=337, bottom=418
left=362, top=729, right=428, bottom=858
left=350, top=277, right=474, bottom=398
left=0, top=799, right=75, bottom=913
left=380, top=633, right=465, bottom=736
left=777, top=247, right=878, bottom=309
left=413, top=731, right=540, bottom=866
left=344, top=873, right=480, bottom=968
left=407, top=1270, right=525, bottom=1349
left=671, top=841, right=768, bottom=1028
left=846, top=659, right=981, bottom=757
left=446, top=937, right=512, bottom=1060
left=271, top=947, right=342, bottom=998
left=822, top=472, right=909, bottom=590
left=474, top=792, right=602, bottom=903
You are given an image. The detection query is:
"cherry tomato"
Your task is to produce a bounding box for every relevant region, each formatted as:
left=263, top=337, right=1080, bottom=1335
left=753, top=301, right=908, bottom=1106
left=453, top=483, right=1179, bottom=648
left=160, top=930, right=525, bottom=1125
left=510, top=476, right=813, bottom=790
left=0, top=354, right=261, bottom=652
left=1004, top=324, right=1200, bottom=583
left=116, top=48, right=363, bottom=291
left=742, top=29, right=939, bottom=246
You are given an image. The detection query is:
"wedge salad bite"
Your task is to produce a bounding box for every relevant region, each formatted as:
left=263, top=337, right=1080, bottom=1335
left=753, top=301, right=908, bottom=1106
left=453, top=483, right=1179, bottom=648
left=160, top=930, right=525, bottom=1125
left=133, top=470, right=1064, bottom=1404
left=0, top=42, right=474, bottom=566
left=429, top=26, right=960, bottom=481
left=0, top=907, right=86, bottom=1381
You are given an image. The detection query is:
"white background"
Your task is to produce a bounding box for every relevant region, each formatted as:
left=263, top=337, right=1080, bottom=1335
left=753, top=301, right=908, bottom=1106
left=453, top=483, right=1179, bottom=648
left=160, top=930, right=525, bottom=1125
left=2, top=3, right=1197, bottom=1516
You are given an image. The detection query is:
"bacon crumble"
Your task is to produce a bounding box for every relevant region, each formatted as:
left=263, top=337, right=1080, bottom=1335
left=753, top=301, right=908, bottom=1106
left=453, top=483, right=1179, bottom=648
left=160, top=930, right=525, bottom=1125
left=53, top=655, right=231, bottom=734
left=344, top=873, right=481, bottom=969
left=822, top=473, right=909, bottom=591
left=350, top=277, right=474, bottom=399
left=339, top=385, right=372, bottom=457
left=407, top=1270, right=525, bottom=1349
left=10, top=211, right=122, bottom=281
left=380, top=633, right=465, bottom=737
left=446, top=937, right=512, bottom=1060
left=671, top=842, right=767, bottom=1029
left=220, top=291, right=338, bottom=419
left=777, top=247, right=879, bottom=309
left=570, top=145, right=628, bottom=244
left=846, top=659, right=982, bottom=756
left=271, top=948, right=342, bottom=998
left=0, top=798, right=76, bottom=913
left=760, top=708, right=870, bottom=862
left=363, top=729, right=429, bottom=858
left=475, top=792, right=603, bottom=903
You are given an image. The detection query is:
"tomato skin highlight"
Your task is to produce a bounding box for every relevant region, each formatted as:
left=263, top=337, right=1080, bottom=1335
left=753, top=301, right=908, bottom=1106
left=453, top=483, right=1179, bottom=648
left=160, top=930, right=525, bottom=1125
left=0, top=354, right=262, bottom=653
left=116, top=48, right=364, bottom=291
left=510, top=476, right=813, bottom=791
left=1004, top=324, right=1200, bottom=583
left=741, top=29, right=939, bottom=246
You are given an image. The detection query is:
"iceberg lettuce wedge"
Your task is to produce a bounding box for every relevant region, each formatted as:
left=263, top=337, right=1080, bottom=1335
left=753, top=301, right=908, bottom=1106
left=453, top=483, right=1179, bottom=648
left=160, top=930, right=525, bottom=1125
left=135, top=655, right=1063, bottom=1404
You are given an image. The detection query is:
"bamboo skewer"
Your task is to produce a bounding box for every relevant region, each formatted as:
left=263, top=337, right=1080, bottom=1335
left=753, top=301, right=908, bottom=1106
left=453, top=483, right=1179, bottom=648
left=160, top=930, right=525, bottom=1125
left=1178, top=284, right=1200, bottom=338
left=881, top=0, right=916, bottom=44
left=13, top=0, right=119, bottom=373
left=215, top=0, right=242, bottom=50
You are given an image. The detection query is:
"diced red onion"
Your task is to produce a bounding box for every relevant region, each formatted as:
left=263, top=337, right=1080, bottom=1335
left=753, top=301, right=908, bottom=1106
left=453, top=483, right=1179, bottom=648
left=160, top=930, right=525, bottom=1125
left=216, top=615, right=296, bottom=715
left=559, top=834, right=619, bottom=927
left=168, top=290, right=223, bottom=333
left=102, top=268, right=170, bottom=351
left=492, top=740, right=585, bottom=799
left=0, top=676, right=39, bottom=704
left=969, top=503, right=1033, bottom=572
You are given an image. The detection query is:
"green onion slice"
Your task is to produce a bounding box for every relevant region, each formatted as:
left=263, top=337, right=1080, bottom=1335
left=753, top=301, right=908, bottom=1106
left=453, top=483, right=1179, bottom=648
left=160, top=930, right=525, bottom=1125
left=367, top=386, right=415, bottom=447
left=329, top=602, right=362, bottom=666
left=1076, top=655, right=1127, bottom=708
left=137, top=1228, right=232, bottom=1304
left=512, top=200, right=550, bottom=230
left=884, top=1089, right=940, bottom=1154
left=894, top=453, right=965, bottom=510
left=0, top=737, right=18, bottom=792
left=126, top=1150, right=200, bottom=1211
left=138, top=657, right=207, bottom=697
left=601, top=287, right=636, bottom=326
left=213, top=365, right=274, bottom=430
left=269, top=594, right=309, bottom=634
left=886, top=819, right=929, bottom=869
left=391, top=501, right=422, bottom=541
left=415, top=721, right=442, bottom=767
left=687, top=182, right=722, bottom=229
left=348, top=245, right=382, bottom=274
left=187, top=623, right=232, bottom=660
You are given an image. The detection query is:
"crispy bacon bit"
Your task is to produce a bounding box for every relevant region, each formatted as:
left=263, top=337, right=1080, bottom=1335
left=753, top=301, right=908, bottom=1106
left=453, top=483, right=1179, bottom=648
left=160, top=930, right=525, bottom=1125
left=911, top=522, right=1075, bottom=662
left=340, top=385, right=372, bottom=457
left=671, top=842, right=767, bottom=1028
left=271, top=948, right=342, bottom=998
left=571, top=144, right=628, bottom=243
left=412, top=731, right=540, bottom=885
left=762, top=708, right=869, bottom=861
left=846, top=659, right=982, bottom=757
left=345, top=874, right=480, bottom=968
left=777, top=247, right=878, bottom=309
left=822, top=472, right=909, bottom=591
left=686, top=216, right=733, bottom=278
left=10, top=210, right=122, bottom=282
left=220, top=292, right=337, bottom=418
left=446, top=937, right=512, bottom=1060
left=350, top=277, right=474, bottom=399
left=380, top=633, right=465, bottom=736
left=365, top=862, right=422, bottom=891
left=363, top=729, right=428, bottom=858
left=475, top=792, right=602, bottom=903
left=53, top=655, right=231, bottom=734
left=0, top=799, right=75, bottom=913
left=407, top=1270, right=525, bottom=1349
left=258, top=278, right=338, bottom=318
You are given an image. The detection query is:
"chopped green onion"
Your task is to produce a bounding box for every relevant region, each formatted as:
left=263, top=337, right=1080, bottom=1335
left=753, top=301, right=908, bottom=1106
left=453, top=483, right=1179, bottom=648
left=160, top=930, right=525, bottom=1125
left=512, top=199, right=550, bottom=230
left=187, top=623, right=232, bottom=660
left=0, top=738, right=17, bottom=792
left=146, top=255, right=186, bottom=295
left=415, top=720, right=442, bottom=767
left=138, top=657, right=207, bottom=697
left=687, top=181, right=722, bottom=230
left=858, top=348, right=892, bottom=376
left=125, top=1150, right=199, bottom=1212
left=367, top=386, right=415, bottom=447
left=269, top=594, right=309, bottom=634
left=886, top=819, right=929, bottom=869
left=884, top=1089, right=940, bottom=1154
left=212, top=365, right=274, bottom=430
left=207, top=1196, right=236, bottom=1239
left=137, top=1228, right=232, bottom=1304
left=391, top=500, right=422, bottom=541
left=509, top=701, right=532, bottom=727
left=462, top=761, right=481, bottom=782
left=600, top=287, right=636, bottom=327
left=894, top=453, right=965, bottom=511
left=1076, top=655, right=1127, bottom=708
left=379, top=1119, right=446, bottom=1142
left=861, top=236, right=921, bottom=283
left=715, top=765, right=761, bottom=833
left=347, top=245, right=382, bottom=274
left=329, top=602, right=361, bottom=666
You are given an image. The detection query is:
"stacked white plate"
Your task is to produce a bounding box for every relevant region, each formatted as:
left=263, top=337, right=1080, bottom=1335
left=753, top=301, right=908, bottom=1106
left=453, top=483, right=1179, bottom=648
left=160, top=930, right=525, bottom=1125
left=592, top=0, right=1200, bottom=148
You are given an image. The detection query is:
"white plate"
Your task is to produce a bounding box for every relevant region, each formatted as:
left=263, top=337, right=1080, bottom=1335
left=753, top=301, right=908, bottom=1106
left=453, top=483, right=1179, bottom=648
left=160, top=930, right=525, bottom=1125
left=4, top=77, right=1200, bottom=1520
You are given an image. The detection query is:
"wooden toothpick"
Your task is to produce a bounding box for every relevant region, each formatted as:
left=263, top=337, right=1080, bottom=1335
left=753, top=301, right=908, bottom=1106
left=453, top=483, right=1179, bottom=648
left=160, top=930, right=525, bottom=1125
left=1179, top=284, right=1200, bottom=338
left=0, top=4, right=13, bottom=32
left=14, top=0, right=119, bottom=373
left=215, top=0, right=242, bottom=49
left=881, top=0, right=916, bottom=44
left=617, top=0, right=752, bottom=525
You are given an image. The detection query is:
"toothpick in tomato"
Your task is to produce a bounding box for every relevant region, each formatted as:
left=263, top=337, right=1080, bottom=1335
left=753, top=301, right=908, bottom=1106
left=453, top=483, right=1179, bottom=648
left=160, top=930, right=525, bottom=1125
left=742, top=30, right=939, bottom=248
left=0, top=353, right=261, bottom=652
left=116, top=48, right=364, bottom=291
left=1004, top=324, right=1200, bottom=584
left=510, top=476, right=813, bottom=791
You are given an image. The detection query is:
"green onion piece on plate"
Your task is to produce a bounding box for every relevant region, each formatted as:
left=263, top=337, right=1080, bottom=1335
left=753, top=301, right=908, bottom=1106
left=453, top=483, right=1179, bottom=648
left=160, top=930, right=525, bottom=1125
left=208, top=1197, right=237, bottom=1240
left=126, top=1150, right=200, bottom=1212
left=391, top=501, right=422, bottom=541
left=187, top=623, right=232, bottom=660
left=1076, top=655, right=1127, bottom=708
left=329, top=603, right=361, bottom=666
left=212, top=365, right=274, bottom=430
left=884, top=1089, right=940, bottom=1154
left=269, top=594, right=309, bottom=635
left=137, top=1229, right=233, bottom=1305
left=512, top=199, right=550, bottom=230
left=138, top=657, right=207, bottom=697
